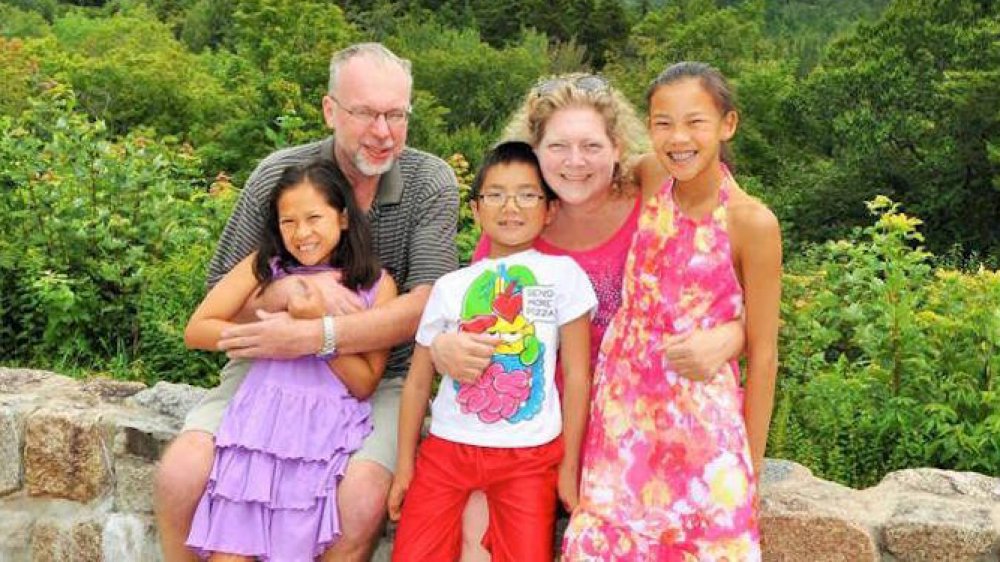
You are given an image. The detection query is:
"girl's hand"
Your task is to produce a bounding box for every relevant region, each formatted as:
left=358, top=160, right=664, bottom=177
left=287, top=278, right=326, bottom=319
left=387, top=467, right=413, bottom=522
left=310, top=271, right=366, bottom=316
left=429, top=332, right=499, bottom=384
left=557, top=460, right=580, bottom=512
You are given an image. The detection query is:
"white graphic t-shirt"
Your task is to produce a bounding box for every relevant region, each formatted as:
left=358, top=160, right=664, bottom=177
left=415, top=249, right=597, bottom=448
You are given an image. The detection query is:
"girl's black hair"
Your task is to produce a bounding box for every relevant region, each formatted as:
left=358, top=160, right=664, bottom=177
left=254, top=159, right=380, bottom=292
left=470, top=141, right=556, bottom=201
left=646, top=61, right=737, bottom=166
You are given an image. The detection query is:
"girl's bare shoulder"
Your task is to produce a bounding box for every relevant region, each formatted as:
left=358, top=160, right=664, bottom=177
left=727, top=184, right=780, bottom=237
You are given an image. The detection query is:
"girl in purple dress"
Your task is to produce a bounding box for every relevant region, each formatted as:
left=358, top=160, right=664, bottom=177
left=183, top=160, right=397, bottom=561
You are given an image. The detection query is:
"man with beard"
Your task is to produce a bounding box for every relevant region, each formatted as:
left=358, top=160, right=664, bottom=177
left=154, top=42, right=459, bottom=561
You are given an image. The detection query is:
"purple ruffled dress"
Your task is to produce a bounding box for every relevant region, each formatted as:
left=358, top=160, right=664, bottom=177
left=186, top=265, right=380, bottom=561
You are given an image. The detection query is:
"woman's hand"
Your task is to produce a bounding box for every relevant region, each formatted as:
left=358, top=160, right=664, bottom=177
left=663, top=321, right=744, bottom=381
left=429, top=332, right=498, bottom=384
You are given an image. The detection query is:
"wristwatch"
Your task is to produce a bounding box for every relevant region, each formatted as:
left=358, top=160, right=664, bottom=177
left=317, top=315, right=337, bottom=359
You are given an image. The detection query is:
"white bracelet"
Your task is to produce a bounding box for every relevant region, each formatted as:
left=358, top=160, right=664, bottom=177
left=317, top=315, right=337, bottom=359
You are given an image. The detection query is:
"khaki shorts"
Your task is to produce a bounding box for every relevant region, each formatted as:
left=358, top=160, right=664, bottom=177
left=182, top=359, right=403, bottom=472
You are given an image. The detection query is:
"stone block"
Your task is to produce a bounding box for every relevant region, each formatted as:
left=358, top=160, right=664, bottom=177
left=882, top=499, right=998, bottom=561
left=113, top=415, right=176, bottom=461
left=880, top=468, right=1000, bottom=502
left=0, top=368, right=52, bottom=394
left=128, top=381, right=207, bottom=425
left=0, top=406, right=23, bottom=496
left=761, top=513, right=879, bottom=562
left=31, top=517, right=103, bottom=562
left=81, top=378, right=147, bottom=403
left=114, top=456, right=155, bottom=513
left=0, top=510, right=34, bottom=562
left=24, top=408, right=112, bottom=502
left=102, top=513, right=161, bottom=562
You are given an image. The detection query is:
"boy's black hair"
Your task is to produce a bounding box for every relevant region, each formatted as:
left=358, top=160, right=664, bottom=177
left=254, top=159, right=380, bottom=292
left=470, top=141, right=556, bottom=201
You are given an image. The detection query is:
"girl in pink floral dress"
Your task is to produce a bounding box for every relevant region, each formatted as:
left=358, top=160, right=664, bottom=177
left=563, top=62, right=782, bottom=561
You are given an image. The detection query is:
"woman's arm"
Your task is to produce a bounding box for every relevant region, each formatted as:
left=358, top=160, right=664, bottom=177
left=731, top=197, right=782, bottom=476
left=184, top=254, right=261, bottom=350
left=387, top=344, right=436, bottom=521
left=326, top=274, right=398, bottom=399
left=557, top=314, right=591, bottom=512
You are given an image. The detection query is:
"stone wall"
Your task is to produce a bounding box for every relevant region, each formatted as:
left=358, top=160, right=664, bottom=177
left=1, top=367, right=999, bottom=561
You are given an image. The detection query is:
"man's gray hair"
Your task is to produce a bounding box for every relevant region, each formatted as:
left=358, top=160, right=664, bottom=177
left=328, top=42, right=413, bottom=95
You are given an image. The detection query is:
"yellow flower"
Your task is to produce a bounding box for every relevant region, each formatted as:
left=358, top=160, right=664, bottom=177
left=707, top=458, right=749, bottom=510
left=640, top=479, right=672, bottom=508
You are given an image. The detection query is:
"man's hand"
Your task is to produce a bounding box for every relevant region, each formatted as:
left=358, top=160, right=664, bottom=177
left=387, top=466, right=413, bottom=522
left=219, top=309, right=321, bottom=359
left=557, top=459, right=580, bottom=513
left=429, top=332, right=498, bottom=384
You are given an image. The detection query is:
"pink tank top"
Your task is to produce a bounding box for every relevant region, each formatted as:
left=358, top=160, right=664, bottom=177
left=472, top=197, right=640, bottom=367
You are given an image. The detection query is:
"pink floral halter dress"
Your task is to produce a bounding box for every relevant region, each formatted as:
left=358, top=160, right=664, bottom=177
left=563, top=170, right=760, bottom=561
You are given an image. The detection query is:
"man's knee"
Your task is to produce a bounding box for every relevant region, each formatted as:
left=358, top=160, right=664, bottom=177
left=338, top=459, right=392, bottom=537
left=154, top=431, right=215, bottom=515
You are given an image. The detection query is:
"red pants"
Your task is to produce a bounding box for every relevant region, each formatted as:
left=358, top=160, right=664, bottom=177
left=391, top=434, right=564, bottom=562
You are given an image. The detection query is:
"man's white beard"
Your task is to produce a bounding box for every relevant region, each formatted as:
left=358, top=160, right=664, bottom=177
left=355, top=151, right=396, bottom=177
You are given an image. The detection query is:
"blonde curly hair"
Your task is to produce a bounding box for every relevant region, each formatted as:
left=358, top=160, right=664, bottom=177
left=502, top=74, right=648, bottom=194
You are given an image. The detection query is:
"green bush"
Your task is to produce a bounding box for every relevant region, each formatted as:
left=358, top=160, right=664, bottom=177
left=770, top=197, right=1000, bottom=486
left=0, top=84, right=233, bottom=378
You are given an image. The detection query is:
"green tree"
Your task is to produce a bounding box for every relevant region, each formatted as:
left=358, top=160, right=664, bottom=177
left=785, top=0, right=1000, bottom=254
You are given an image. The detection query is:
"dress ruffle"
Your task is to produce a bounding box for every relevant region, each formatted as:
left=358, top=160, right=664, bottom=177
left=216, top=358, right=372, bottom=460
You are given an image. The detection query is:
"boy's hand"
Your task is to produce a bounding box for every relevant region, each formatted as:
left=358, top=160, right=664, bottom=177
left=557, top=460, right=580, bottom=513
left=430, top=332, right=499, bottom=384
left=387, top=466, right=413, bottom=522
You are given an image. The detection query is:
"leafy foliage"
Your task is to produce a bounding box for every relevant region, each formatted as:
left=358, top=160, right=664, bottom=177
left=772, top=197, right=1000, bottom=485
left=0, top=84, right=232, bottom=383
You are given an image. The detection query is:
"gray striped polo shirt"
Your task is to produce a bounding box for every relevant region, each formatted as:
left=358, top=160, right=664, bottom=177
left=207, top=136, right=459, bottom=379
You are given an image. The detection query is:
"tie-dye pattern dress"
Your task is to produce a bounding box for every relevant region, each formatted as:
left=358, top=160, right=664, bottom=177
left=563, top=173, right=760, bottom=561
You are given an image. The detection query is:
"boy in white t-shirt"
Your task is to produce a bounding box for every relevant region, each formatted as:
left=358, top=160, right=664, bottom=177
left=388, top=141, right=597, bottom=562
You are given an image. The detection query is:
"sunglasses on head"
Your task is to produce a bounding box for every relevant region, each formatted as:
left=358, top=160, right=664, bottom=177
left=535, top=75, right=610, bottom=96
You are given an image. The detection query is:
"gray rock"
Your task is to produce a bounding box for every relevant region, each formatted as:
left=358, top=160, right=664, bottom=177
left=0, top=407, right=24, bottom=496
left=102, top=513, right=161, bottom=562
left=80, top=378, right=147, bottom=403
left=879, top=468, right=1000, bottom=502
left=128, top=382, right=207, bottom=424
left=0, top=510, right=34, bottom=562
left=111, top=414, right=177, bottom=461
left=761, top=458, right=814, bottom=486
left=114, top=456, right=155, bottom=513
left=31, top=516, right=104, bottom=562
left=882, top=499, right=998, bottom=561
left=0, top=368, right=52, bottom=394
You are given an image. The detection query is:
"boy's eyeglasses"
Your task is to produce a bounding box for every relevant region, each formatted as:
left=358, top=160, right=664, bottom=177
left=478, top=192, right=547, bottom=208
left=535, top=75, right=610, bottom=96
left=330, top=95, right=410, bottom=127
